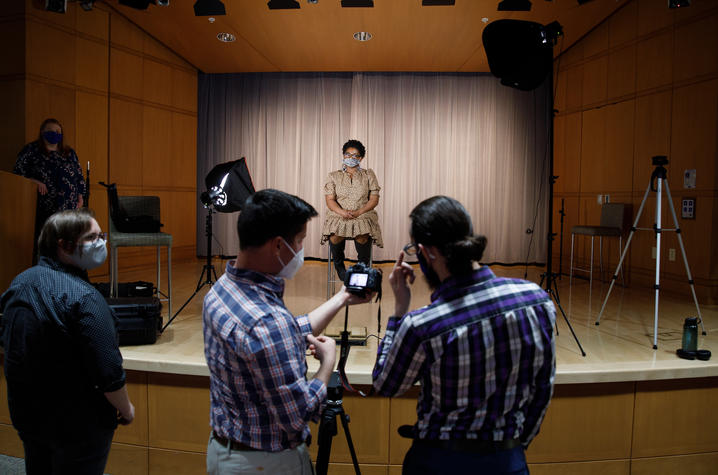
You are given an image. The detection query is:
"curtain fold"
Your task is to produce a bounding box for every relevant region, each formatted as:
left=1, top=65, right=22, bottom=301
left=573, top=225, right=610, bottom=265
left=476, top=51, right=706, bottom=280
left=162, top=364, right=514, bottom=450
left=197, top=72, right=549, bottom=264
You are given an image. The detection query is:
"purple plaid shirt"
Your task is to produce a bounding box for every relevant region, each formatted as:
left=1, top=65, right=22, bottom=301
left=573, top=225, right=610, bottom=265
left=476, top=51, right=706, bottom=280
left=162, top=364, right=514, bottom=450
left=372, top=266, right=555, bottom=446
left=203, top=262, right=326, bottom=451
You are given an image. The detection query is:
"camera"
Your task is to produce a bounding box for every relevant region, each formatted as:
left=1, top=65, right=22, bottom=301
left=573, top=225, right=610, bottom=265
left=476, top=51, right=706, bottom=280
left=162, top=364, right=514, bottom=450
left=652, top=155, right=668, bottom=166
left=344, top=262, right=382, bottom=296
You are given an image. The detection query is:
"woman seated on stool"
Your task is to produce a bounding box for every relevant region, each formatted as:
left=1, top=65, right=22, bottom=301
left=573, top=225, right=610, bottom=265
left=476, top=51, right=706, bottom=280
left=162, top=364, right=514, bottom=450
left=321, top=139, right=383, bottom=281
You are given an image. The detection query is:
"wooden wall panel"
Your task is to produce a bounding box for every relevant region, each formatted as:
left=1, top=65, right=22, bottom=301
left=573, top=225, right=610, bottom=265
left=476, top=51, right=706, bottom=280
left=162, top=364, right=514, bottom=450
left=608, top=1, right=637, bottom=48
left=106, top=443, right=149, bottom=475
left=388, top=394, right=419, bottom=465
left=673, top=15, right=718, bottom=84
left=110, top=48, right=144, bottom=100
left=25, top=82, right=77, bottom=146
left=529, top=460, right=630, bottom=475
left=115, top=371, right=149, bottom=446
left=147, top=373, right=210, bottom=452
left=565, top=66, right=584, bottom=111
left=636, top=0, right=673, bottom=37
left=143, top=36, right=187, bottom=67
left=580, top=108, right=606, bottom=193
left=631, top=453, right=718, bottom=475
left=149, top=448, right=206, bottom=475
left=172, top=68, right=199, bottom=113
left=327, top=464, right=388, bottom=475
left=635, top=32, right=673, bottom=92
left=110, top=98, right=144, bottom=187
left=111, top=12, right=144, bottom=52
left=0, top=20, right=25, bottom=77
left=0, top=80, right=25, bottom=172
left=633, top=91, right=672, bottom=190
left=142, top=106, right=172, bottom=188
left=582, top=21, right=610, bottom=59
left=633, top=378, right=718, bottom=457
left=0, top=424, right=24, bottom=458
left=26, top=20, right=76, bottom=86
left=603, top=100, right=635, bottom=193
left=143, top=59, right=173, bottom=107
left=25, top=0, right=76, bottom=30
left=582, top=56, right=608, bottom=106
left=155, top=191, right=197, bottom=249
left=526, top=382, right=635, bottom=463
left=75, top=4, right=109, bottom=41
left=171, top=112, right=197, bottom=188
left=76, top=37, right=109, bottom=92
left=607, top=44, right=635, bottom=100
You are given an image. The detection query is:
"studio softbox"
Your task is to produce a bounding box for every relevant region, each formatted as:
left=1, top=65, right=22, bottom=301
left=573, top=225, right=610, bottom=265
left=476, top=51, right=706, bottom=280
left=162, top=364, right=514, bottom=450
left=482, top=19, right=553, bottom=91
left=201, top=157, right=255, bottom=213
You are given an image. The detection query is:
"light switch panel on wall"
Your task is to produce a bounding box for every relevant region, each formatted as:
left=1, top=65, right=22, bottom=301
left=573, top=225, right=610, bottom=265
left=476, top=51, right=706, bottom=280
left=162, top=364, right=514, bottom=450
left=684, top=169, right=696, bottom=189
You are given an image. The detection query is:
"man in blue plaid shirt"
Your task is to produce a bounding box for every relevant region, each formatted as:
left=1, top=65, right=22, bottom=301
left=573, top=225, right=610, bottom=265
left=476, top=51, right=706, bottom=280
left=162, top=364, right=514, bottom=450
left=372, top=196, right=556, bottom=475
left=203, top=189, right=371, bottom=474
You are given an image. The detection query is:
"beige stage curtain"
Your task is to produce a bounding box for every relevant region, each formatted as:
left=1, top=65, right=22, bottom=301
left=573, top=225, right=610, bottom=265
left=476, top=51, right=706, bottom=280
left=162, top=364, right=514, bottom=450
left=197, top=72, right=549, bottom=264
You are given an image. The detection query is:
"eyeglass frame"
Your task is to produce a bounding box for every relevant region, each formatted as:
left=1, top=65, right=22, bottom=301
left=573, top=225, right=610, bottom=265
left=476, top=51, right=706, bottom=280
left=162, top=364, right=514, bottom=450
left=403, top=242, right=419, bottom=256
left=80, top=231, right=108, bottom=243
left=343, top=152, right=362, bottom=159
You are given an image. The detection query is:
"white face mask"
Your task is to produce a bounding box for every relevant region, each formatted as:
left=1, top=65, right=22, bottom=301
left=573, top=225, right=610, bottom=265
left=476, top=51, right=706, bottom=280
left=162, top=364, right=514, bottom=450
left=276, top=238, right=304, bottom=279
left=343, top=157, right=360, bottom=168
left=69, top=238, right=107, bottom=270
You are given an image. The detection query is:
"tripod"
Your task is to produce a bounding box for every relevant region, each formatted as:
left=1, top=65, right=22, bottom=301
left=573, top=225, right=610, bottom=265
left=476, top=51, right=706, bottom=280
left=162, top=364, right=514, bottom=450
left=315, top=372, right=361, bottom=475
left=595, top=156, right=705, bottom=349
left=162, top=207, right=219, bottom=331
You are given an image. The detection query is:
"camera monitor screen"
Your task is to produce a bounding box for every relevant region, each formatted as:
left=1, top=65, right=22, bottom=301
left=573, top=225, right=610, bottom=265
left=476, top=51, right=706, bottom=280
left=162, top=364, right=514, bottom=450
left=349, top=273, right=368, bottom=287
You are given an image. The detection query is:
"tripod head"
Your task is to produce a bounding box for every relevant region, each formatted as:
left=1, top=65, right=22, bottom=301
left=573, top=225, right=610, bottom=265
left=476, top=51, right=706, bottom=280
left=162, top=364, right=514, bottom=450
left=326, top=371, right=344, bottom=403
left=650, top=155, right=669, bottom=192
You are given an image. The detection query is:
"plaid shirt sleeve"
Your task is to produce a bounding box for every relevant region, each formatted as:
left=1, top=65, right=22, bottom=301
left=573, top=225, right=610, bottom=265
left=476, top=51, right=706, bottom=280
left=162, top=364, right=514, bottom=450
left=246, top=313, right=327, bottom=433
left=372, top=313, right=426, bottom=397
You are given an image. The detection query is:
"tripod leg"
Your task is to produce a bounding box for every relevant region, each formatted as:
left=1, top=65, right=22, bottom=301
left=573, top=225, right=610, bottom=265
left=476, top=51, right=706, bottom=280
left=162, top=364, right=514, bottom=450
left=652, top=178, right=664, bottom=349
left=339, top=409, right=361, bottom=474
left=663, top=182, right=706, bottom=335
left=596, top=182, right=651, bottom=325
left=550, top=288, right=586, bottom=356
left=315, top=408, right=338, bottom=475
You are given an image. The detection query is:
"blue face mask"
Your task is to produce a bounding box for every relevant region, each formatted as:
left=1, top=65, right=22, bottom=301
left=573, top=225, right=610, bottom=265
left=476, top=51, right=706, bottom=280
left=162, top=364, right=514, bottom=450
left=42, top=131, right=62, bottom=145
left=343, top=158, right=360, bottom=168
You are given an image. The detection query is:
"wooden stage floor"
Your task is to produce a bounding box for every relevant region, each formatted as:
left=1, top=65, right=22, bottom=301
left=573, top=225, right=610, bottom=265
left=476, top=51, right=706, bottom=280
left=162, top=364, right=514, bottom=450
left=115, top=258, right=718, bottom=384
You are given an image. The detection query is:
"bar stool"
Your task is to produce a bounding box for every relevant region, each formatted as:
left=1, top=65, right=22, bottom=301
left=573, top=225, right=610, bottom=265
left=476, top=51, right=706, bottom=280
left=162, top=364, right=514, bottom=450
left=569, top=203, right=630, bottom=294
left=326, top=239, right=373, bottom=299
left=108, top=195, right=172, bottom=320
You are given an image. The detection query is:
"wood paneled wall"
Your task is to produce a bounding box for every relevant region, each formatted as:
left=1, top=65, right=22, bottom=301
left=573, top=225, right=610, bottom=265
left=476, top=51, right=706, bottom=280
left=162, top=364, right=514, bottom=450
left=552, top=0, right=718, bottom=303
left=0, top=1, right=198, bottom=278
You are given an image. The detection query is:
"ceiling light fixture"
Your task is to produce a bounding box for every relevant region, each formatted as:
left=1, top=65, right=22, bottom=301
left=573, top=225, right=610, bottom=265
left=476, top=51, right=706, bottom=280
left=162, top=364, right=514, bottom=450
left=342, top=0, right=374, bottom=7
left=353, top=31, right=372, bottom=41
left=668, top=0, right=690, bottom=7
left=194, top=0, right=226, bottom=16
left=497, top=0, right=531, bottom=11
left=217, top=32, right=236, bottom=42
left=267, top=0, right=301, bottom=8
left=80, top=0, right=95, bottom=11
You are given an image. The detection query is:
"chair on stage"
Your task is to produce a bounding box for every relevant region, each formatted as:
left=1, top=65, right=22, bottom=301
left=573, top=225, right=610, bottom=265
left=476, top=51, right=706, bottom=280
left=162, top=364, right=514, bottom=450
left=326, top=239, right=373, bottom=299
left=108, top=195, right=172, bottom=319
left=569, top=202, right=631, bottom=293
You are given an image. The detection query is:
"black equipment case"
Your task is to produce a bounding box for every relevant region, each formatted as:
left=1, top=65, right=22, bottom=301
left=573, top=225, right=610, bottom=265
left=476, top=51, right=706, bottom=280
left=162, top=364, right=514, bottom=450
left=107, top=297, right=162, bottom=346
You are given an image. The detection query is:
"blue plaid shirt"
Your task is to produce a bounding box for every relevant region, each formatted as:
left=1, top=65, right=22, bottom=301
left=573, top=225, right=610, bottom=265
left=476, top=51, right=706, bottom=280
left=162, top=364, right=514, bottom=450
left=203, top=262, right=326, bottom=451
left=372, top=266, right=556, bottom=446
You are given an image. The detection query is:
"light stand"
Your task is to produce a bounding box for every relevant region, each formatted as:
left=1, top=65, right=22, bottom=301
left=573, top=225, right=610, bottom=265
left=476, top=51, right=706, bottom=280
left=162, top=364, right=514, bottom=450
left=594, top=156, right=705, bottom=349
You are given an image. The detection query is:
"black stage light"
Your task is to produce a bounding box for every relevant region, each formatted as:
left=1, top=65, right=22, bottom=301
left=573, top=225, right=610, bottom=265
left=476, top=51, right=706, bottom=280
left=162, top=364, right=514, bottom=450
left=497, top=0, right=531, bottom=11
left=80, top=0, right=95, bottom=11
left=201, top=158, right=255, bottom=213
left=341, top=0, right=374, bottom=7
left=45, top=0, right=67, bottom=13
left=119, top=0, right=153, bottom=9
left=482, top=19, right=561, bottom=91
left=267, top=0, right=300, bottom=9
left=668, top=0, right=690, bottom=7
left=194, top=0, right=226, bottom=16
left=422, top=0, right=455, bottom=5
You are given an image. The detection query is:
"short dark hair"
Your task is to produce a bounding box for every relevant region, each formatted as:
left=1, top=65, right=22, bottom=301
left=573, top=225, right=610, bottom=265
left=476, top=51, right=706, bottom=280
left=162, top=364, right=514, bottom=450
left=342, top=139, right=366, bottom=158
left=38, top=208, right=96, bottom=259
left=410, top=196, right=487, bottom=276
left=237, top=189, right=318, bottom=250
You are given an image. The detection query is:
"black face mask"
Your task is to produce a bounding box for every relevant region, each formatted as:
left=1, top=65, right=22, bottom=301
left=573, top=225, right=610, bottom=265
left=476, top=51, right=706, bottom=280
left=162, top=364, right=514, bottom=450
left=417, top=252, right=441, bottom=290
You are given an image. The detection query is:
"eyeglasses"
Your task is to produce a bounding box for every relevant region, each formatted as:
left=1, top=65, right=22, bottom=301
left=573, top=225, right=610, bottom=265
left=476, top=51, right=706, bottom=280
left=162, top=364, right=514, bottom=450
left=82, top=232, right=107, bottom=243
left=343, top=152, right=361, bottom=159
left=403, top=242, right=419, bottom=256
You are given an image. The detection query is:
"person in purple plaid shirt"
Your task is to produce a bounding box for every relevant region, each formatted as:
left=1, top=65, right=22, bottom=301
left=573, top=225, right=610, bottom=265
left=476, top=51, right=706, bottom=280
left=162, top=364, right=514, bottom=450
left=372, top=196, right=556, bottom=475
left=203, top=189, right=372, bottom=474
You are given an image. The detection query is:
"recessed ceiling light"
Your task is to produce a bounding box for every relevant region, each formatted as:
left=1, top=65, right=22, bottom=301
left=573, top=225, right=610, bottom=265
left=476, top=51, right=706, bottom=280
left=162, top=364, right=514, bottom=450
left=217, top=32, right=236, bottom=42
left=208, top=17, right=215, bottom=23
left=353, top=31, right=372, bottom=41
left=482, top=17, right=489, bottom=23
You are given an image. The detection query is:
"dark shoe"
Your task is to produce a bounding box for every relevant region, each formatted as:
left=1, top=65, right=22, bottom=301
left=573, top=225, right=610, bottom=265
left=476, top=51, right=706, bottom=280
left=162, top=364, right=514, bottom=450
left=329, top=240, right=346, bottom=281
left=355, top=239, right=372, bottom=265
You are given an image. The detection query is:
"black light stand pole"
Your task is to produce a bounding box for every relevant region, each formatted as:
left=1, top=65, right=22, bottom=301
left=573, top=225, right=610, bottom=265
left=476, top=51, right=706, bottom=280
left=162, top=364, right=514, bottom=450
left=558, top=198, right=565, bottom=279
left=162, top=206, right=218, bottom=331
left=543, top=71, right=586, bottom=357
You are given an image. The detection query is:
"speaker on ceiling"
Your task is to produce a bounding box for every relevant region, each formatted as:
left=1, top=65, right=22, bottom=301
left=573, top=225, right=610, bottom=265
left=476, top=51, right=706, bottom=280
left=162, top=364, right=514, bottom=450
left=482, top=19, right=555, bottom=91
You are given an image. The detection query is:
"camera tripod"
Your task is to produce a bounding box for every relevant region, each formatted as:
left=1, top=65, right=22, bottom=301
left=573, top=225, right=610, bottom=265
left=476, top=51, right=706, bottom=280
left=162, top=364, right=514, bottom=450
left=595, top=156, right=705, bottom=349
left=315, top=371, right=361, bottom=475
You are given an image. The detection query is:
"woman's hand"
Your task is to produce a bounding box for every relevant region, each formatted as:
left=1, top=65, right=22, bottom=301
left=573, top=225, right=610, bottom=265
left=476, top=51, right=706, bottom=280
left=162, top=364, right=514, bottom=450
left=340, top=209, right=354, bottom=219
left=32, top=180, right=47, bottom=195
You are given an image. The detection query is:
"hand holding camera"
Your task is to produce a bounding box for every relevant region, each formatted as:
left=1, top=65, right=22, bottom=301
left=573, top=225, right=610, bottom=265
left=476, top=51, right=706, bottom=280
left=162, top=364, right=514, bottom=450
left=344, top=262, right=382, bottom=299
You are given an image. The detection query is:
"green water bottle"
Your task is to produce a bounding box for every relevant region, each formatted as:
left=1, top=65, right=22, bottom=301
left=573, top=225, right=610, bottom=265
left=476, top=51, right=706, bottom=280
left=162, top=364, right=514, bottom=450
left=682, top=317, right=698, bottom=352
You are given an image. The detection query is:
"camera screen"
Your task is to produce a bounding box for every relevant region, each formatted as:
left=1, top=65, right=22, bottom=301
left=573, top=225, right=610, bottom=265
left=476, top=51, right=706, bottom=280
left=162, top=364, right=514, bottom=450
left=349, top=273, right=368, bottom=287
